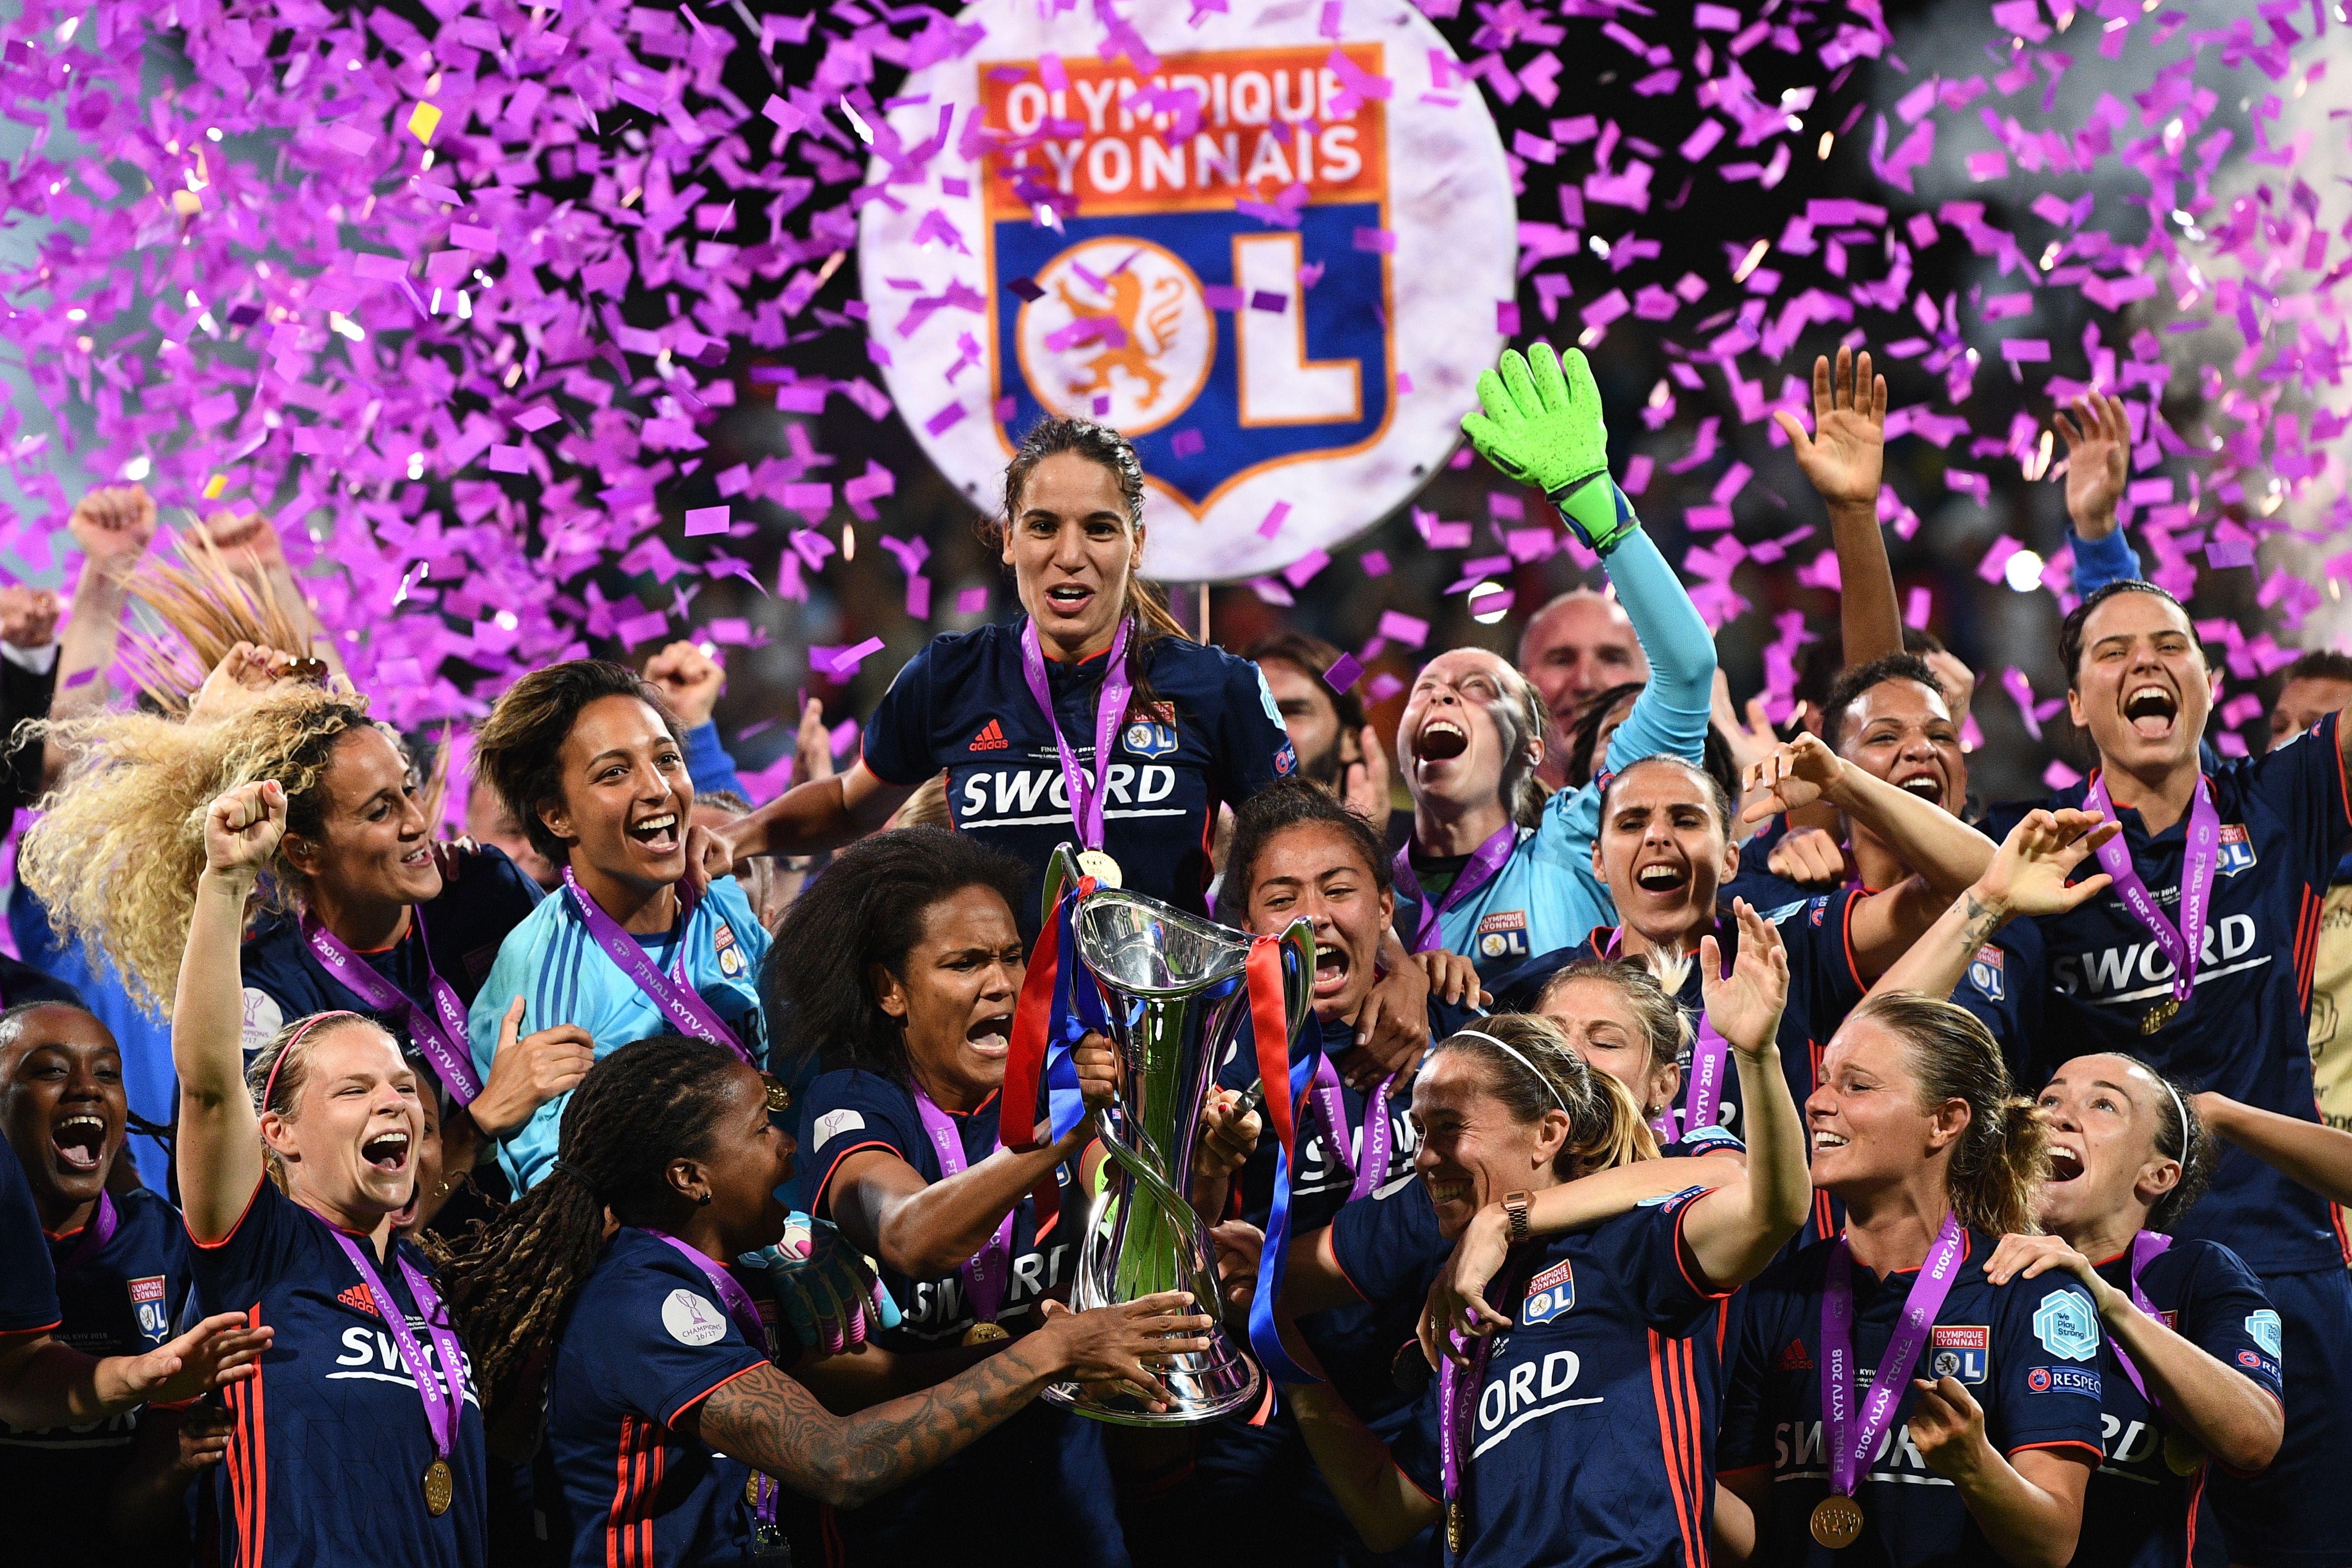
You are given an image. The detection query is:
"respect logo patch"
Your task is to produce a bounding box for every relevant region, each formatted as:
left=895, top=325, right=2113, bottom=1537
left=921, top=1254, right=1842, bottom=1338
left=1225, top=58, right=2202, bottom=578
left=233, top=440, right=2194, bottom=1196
left=2025, top=1366, right=2101, bottom=1397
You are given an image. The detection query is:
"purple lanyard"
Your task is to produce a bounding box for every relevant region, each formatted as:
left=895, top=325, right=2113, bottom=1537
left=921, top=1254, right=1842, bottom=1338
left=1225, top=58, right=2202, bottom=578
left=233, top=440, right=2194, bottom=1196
left=1305, top=1057, right=1398, bottom=1204
left=55, top=1191, right=118, bottom=1274
left=1016, top=615, right=1132, bottom=854
left=1439, top=1253, right=1528, bottom=1547
left=2082, top=774, right=2221, bottom=1005
left=1602, top=928, right=1731, bottom=1144
left=912, top=1084, right=1017, bottom=1324
left=645, top=1231, right=780, bottom=1530
left=2109, top=1229, right=2175, bottom=1407
left=1393, top=824, right=1519, bottom=953
left=303, top=910, right=483, bottom=1106
left=325, top=1224, right=466, bottom=1474
left=1820, top=1213, right=1970, bottom=1502
left=561, top=870, right=749, bottom=1061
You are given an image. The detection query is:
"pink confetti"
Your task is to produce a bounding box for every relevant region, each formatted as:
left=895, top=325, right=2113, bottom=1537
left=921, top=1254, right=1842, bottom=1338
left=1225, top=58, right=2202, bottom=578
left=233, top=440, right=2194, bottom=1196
left=1259, top=500, right=1292, bottom=539
left=487, top=445, right=530, bottom=475
left=1324, top=653, right=1364, bottom=691
left=684, top=506, right=732, bottom=537
left=1378, top=610, right=1430, bottom=649
left=827, top=638, right=886, bottom=677
left=956, top=586, right=990, bottom=616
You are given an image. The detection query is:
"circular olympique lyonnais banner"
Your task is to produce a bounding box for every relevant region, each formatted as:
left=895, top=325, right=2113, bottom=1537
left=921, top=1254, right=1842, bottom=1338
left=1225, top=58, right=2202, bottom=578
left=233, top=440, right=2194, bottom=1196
left=859, top=0, right=1516, bottom=584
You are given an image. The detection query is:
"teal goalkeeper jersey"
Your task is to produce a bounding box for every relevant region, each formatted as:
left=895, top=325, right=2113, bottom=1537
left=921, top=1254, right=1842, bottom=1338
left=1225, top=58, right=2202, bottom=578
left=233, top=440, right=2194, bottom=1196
left=468, top=875, right=770, bottom=1192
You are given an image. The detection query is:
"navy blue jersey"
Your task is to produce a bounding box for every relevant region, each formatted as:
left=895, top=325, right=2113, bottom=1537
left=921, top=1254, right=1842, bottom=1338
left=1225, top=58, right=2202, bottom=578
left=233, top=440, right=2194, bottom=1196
left=797, top=1067, right=1125, bottom=1568
left=1722, top=812, right=1839, bottom=914
left=1388, top=1189, right=1728, bottom=1568
left=543, top=1228, right=786, bottom=1568
left=192, top=1178, right=487, bottom=1568
left=1985, top=715, right=2352, bottom=1273
left=1719, top=1228, right=2106, bottom=1568
left=239, top=846, right=543, bottom=1067
left=860, top=620, right=1297, bottom=938
left=0, top=949, right=85, bottom=1012
left=0, top=1134, right=59, bottom=1334
left=0, top=1186, right=196, bottom=1558
left=2072, top=1239, right=2281, bottom=1568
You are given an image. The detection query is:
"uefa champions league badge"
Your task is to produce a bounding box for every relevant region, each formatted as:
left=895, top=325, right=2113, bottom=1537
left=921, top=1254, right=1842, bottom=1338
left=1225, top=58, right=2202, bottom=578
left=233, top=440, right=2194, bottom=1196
left=857, top=0, right=1515, bottom=584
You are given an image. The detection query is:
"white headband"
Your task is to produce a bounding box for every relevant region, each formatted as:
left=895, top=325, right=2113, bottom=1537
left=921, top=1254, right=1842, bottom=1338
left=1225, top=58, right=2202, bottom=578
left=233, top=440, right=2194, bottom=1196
left=1450, top=1029, right=1572, bottom=1115
left=2155, top=1075, right=2194, bottom=1158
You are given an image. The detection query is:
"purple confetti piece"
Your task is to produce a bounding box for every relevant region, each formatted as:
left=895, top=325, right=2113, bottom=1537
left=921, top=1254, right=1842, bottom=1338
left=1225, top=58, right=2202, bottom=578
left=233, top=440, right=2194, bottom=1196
left=1171, top=429, right=1206, bottom=458
left=956, top=586, right=989, bottom=616
left=1323, top=653, right=1364, bottom=692
left=925, top=402, right=967, bottom=436
left=827, top=637, right=886, bottom=677
left=1361, top=551, right=1390, bottom=577
left=1378, top=610, right=1430, bottom=648
left=1258, top=500, right=1292, bottom=539
left=1367, top=673, right=1406, bottom=703
left=487, top=445, right=530, bottom=475
left=684, top=506, right=731, bottom=537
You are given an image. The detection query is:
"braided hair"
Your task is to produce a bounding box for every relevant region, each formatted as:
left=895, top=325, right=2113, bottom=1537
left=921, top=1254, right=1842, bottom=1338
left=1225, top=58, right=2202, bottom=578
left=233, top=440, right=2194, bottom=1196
left=437, top=1035, right=743, bottom=1414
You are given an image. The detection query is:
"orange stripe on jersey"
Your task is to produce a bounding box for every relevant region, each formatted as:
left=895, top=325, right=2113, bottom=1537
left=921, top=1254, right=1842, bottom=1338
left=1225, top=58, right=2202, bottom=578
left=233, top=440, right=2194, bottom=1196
left=2185, top=1458, right=2206, bottom=1562
left=1672, top=1339, right=1712, bottom=1568
left=608, top=1414, right=638, bottom=1568
left=1649, top=1332, right=1701, bottom=1568
left=247, top=1305, right=268, bottom=1568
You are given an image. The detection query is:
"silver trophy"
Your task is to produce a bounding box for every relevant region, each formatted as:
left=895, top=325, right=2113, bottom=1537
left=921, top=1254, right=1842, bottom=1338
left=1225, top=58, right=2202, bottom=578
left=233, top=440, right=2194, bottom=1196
left=1038, top=846, right=1314, bottom=1426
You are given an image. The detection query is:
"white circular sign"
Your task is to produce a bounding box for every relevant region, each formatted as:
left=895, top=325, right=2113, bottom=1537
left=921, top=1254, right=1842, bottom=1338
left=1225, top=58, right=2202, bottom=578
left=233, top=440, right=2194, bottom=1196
left=858, top=0, right=1515, bottom=582
left=661, top=1288, right=729, bottom=1346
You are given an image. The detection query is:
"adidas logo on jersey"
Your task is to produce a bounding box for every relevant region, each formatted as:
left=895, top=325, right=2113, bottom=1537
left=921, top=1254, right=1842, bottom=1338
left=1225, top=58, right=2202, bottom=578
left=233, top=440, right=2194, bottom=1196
left=969, top=719, right=1010, bottom=751
left=338, top=1283, right=379, bottom=1318
left=1774, top=1339, right=1813, bottom=1372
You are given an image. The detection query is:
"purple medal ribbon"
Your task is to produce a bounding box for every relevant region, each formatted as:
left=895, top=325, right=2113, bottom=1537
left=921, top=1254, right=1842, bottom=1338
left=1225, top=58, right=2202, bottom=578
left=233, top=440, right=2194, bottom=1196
left=911, top=1085, right=1017, bottom=1328
left=303, top=911, right=483, bottom=1105
left=1438, top=1255, right=1528, bottom=1554
left=1393, top=823, right=1519, bottom=953
left=645, top=1230, right=782, bottom=1532
left=1302, top=1059, right=1398, bottom=1203
left=325, top=1224, right=466, bottom=1483
left=2082, top=774, right=2221, bottom=1006
left=561, top=871, right=750, bottom=1062
left=55, top=1191, right=118, bottom=1274
left=2109, top=1229, right=2175, bottom=1407
left=1820, top=1212, right=1970, bottom=1504
left=1017, top=615, right=1133, bottom=856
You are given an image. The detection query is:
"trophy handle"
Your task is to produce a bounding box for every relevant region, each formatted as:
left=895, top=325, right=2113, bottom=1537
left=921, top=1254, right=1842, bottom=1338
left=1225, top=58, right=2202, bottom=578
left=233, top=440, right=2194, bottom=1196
left=1042, top=843, right=1081, bottom=929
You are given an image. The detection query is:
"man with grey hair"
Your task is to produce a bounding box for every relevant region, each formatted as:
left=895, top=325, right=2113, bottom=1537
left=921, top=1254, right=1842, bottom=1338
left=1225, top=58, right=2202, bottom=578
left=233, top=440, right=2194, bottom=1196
left=1518, top=588, right=1649, bottom=790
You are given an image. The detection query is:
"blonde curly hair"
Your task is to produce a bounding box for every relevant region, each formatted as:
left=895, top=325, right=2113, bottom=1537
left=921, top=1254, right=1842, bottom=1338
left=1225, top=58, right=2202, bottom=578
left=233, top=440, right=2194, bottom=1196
left=18, top=688, right=383, bottom=1016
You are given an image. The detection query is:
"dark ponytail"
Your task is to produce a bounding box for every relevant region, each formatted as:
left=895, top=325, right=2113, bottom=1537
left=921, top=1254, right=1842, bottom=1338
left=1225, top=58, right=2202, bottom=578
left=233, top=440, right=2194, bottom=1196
left=438, top=1035, right=743, bottom=1414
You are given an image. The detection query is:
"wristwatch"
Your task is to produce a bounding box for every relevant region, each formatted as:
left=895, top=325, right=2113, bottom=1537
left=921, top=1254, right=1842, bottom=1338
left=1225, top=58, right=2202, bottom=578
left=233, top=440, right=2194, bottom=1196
left=1502, top=1191, right=1532, bottom=1245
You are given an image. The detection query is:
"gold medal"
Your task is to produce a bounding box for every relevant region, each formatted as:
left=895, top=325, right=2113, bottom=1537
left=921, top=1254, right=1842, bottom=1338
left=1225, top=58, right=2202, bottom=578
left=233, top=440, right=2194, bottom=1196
left=962, top=1320, right=1012, bottom=1346
left=761, top=1073, right=793, bottom=1114
left=423, top=1456, right=454, bottom=1516
left=1077, top=849, right=1122, bottom=887
left=1446, top=1500, right=1466, bottom=1553
left=1810, top=1495, right=1863, bottom=1549
left=746, top=1473, right=763, bottom=1506
left=2140, top=997, right=2181, bottom=1036
left=2164, top=1427, right=2205, bottom=1476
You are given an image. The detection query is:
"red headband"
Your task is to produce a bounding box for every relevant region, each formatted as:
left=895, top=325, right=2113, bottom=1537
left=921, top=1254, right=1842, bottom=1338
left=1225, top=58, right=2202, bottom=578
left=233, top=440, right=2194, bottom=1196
left=259, top=1010, right=364, bottom=1115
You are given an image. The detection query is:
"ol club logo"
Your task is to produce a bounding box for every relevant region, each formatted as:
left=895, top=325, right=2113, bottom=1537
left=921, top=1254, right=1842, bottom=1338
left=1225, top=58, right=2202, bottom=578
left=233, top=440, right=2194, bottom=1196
left=1122, top=706, right=1179, bottom=759
left=128, top=1276, right=169, bottom=1344
left=1523, top=1260, right=1574, bottom=1326
left=714, top=919, right=744, bottom=979
left=1928, top=1325, right=1989, bottom=1385
left=1477, top=909, right=1530, bottom=962
left=860, top=0, right=1512, bottom=583
left=1967, top=945, right=2006, bottom=1003
left=2215, top=823, right=2257, bottom=877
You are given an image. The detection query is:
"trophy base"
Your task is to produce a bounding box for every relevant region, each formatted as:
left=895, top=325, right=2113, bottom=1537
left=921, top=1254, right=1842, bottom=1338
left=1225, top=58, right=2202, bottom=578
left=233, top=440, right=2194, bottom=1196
left=1041, top=1348, right=1265, bottom=1428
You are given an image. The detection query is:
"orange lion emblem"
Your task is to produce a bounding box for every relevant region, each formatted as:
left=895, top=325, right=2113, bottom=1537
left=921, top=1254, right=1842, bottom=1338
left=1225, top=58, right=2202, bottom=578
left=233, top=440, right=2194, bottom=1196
left=1055, top=268, right=1187, bottom=411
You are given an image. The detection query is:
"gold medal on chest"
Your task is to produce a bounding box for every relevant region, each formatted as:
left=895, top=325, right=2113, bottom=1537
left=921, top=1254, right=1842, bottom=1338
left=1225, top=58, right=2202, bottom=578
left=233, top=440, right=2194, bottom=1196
left=1076, top=849, right=1123, bottom=887
left=962, top=1320, right=1013, bottom=1346
left=2140, top=997, right=2181, bottom=1036
left=1810, top=1495, right=1863, bottom=1549
left=423, top=1457, right=454, bottom=1516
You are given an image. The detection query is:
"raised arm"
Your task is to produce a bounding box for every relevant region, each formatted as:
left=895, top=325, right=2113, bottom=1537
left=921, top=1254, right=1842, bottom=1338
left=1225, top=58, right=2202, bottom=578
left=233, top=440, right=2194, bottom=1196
left=2195, top=1091, right=2352, bottom=1210
left=2054, top=392, right=2142, bottom=597
left=44, top=485, right=156, bottom=786
left=1984, top=1233, right=2281, bottom=1474
left=1677, top=902, right=1809, bottom=1288
left=1774, top=347, right=1902, bottom=668
left=1864, top=810, right=2117, bottom=1002
left=174, top=781, right=283, bottom=1242
left=690, top=1291, right=1210, bottom=1510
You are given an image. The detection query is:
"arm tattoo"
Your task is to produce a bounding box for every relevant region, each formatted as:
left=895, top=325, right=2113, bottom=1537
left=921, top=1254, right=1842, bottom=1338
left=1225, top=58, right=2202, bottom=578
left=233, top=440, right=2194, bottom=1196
left=1956, top=892, right=2003, bottom=950
left=697, top=1353, right=1046, bottom=1511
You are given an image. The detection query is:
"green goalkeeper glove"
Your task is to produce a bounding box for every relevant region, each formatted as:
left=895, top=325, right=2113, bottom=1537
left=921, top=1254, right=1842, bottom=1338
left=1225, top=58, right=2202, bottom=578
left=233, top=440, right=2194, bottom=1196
left=1460, top=342, right=1639, bottom=554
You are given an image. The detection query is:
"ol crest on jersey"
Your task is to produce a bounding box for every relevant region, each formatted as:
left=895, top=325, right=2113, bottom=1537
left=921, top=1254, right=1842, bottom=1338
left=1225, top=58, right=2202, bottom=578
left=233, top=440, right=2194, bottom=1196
left=858, top=0, right=1513, bottom=584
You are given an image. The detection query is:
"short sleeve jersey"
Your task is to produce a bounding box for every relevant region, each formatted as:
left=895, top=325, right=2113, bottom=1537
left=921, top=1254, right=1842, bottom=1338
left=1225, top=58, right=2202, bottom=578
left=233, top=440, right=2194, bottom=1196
left=859, top=621, right=1297, bottom=939
left=1389, top=1190, right=1730, bottom=1568
left=543, top=1228, right=785, bottom=1568
left=1719, top=1228, right=2106, bottom=1568
left=1984, top=714, right=2352, bottom=1272
left=796, top=1067, right=1120, bottom=1567
left=2073, top=1239, right=2283, bottom=1568
left=192, top=1178, right=487, bottom=1568
left=0, top=1186, right=197, bottom=1559
left=0, top=1134, right=60, bottom=1334
left=241, top=846, right=543, bottom=1067
left=468, top=875, right=769, bottom=1193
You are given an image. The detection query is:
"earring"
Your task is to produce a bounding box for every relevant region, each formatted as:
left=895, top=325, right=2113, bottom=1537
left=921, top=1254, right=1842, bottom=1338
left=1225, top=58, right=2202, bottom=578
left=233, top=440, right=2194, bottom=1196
left=697, top=1193, right=712, bottom=1207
